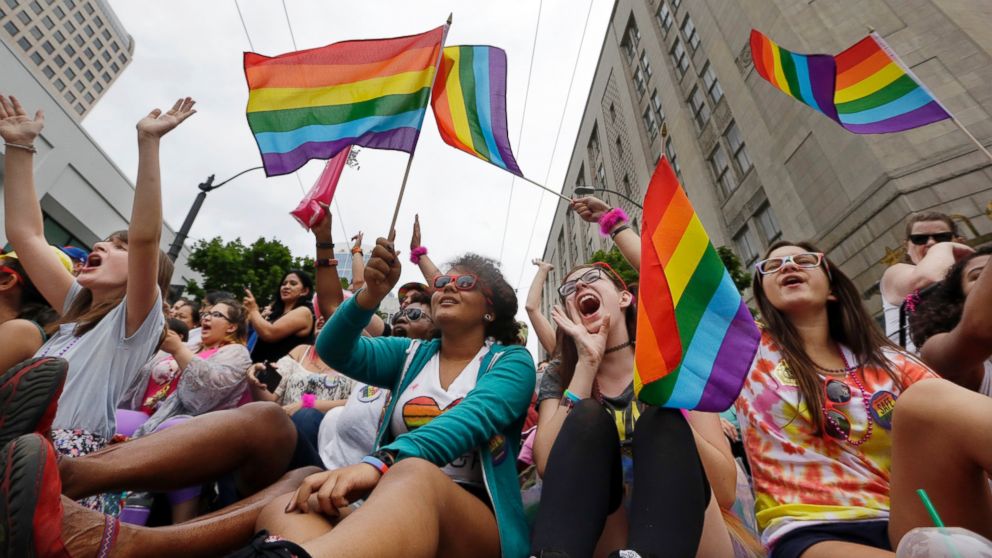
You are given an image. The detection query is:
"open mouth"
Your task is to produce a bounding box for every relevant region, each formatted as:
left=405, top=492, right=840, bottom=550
left=84, top=253, right=103, bottom=269
left=438, top=296, right=458, bottom=307
left=781, top=275, right=805, bottom=287
left=577, top=292, right=601, bottom=316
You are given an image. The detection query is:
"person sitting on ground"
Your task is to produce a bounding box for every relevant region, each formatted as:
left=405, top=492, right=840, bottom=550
left=188, top=290, right=236, bottom=347
left=246, top=269, right=316, bottom=365
left=738, top=241, right=935, bottom=558
left=389, top=290, right=435, bottom=339
left=908, top=245, right=992, bottom=394
left=245, top=241, right=536, bottom=558
left=0, top=247, right=65, bottom=371
left=879, top=211, right=972, bottom=351
left=0, top=94, right=190, bottom=513
left=527, top=258, right=558, bottom=355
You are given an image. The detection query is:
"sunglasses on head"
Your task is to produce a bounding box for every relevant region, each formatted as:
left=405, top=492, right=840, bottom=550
left=908, top=232, right=954, bottom=246
left=392, top=307, right=429, bottom=323
left=755, top=252, right=829, bottom=277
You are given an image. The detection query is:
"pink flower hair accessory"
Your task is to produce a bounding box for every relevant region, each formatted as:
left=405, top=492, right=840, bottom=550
left=598, top=207, right=628, bottom=237
left=410, top=246, right=428, bottom=265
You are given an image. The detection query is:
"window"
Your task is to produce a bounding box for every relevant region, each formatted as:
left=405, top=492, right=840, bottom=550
left=100, top=71, right=109, bottom=82
left=639, top=50, right=653, bottom=78
left=110, top=61, right=118, bottom=72
left=670, top=39, right=688, bottom=77
left=93, top=81, right=102, bottom=92
left=576, top=165, right=587, bottom=187
left=64, top=66, right=75, bottom=79
left=54, top=77, right=65, bottom=90
left=82, top=1, right=92, bottom=13
left=17, top=36, right=30, bottom=50
left=63, top=0, right=74, bottom=7
left=42, top=40, right=53, bottom=53
left=63, top=91, right=75, bottom=103
left=53, top=29, right=64, bottom=42
left=665, top=136, right=681, bottom=177
left=29, top=25, right=41, bottom=39
left=64, top=43, right=74, bottom=55
left=64, top=19, right=74, bottom=32
left=650, top=89, right=664, bottom=122
left=118, top=53, right=126, bottom=64
left=710, top=143, right=737, bottom=196
left=29, top=51, right=43, bottom=64
left=721, top=124, right=751, bottom=176
left=622, top=173, right=632, bottom=195
left=632, top=65, right=646, bottom=95
left=83, top=91, right=93, bottom=103
left=52, top=5, right=63, bottom=18
left=609, top=102, right=617, bottom=122
left=4, top=21, right=17, bottom=35
left=16, top=9, right=28, bottom=23
left=93, top=37, right=101, bottom=49
left=4, top=0, right=17, bottom=8
left=102, top=50, right=110, bottom=61
left=42, top=15, right=54, bottom=28
left=83, top=69, right=93, bottom=81
left=72, top=10, right=82, bottom=23
left=83, top=46, right=93, bottom=58
left=83, top=23, right=92, bottom=36
left=588, top=125, right=600, bottom=158
left=73, top=56, right=83, bottom=69
left=615, top=136, right=623, bottom=157
left=756, top=204, right=782, bottom=243
left=74, top=102, right=84, bottom=115
left=42, top=65, right=54, bottom=77
left=734, top=226, right=759, bottom=267
left=672, top=0, right=681, bottom=8
left=656, top=2, right=673, bottom=31
left=73, top=80, right=83, bottom=91
left=689, top=86, right=711, bottom=129
left=681, top=16, right=700, bottom=51
left=73, top=34, right=82, bottom=46
left=643, top=106, right=659, bottom=139
left=701, top=62, right=724, bottom=103
left=92, top=15, right=101, bottom=27
left=621, top=18, right=641, bottom=63
left=93, top=59, right=102, bottom=70
left=596, top=161, right=606, bottom=187
left=28, top=0, right=40, bottom=13
left=53, top=53, right=64, bottom=66
left=101, top=28, right=109, bottom=40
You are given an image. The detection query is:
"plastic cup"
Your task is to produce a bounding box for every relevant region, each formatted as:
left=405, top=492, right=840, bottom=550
left=896, top=527, right=992, bottom=558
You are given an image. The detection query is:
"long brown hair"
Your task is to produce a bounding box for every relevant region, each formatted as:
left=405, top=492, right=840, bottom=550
left=554, top=263, right=637, bottom=387
left=58, top=230, right=175, bottom=336
left=210, top=298, right=249, bottom=345
left=751, top=240, right=902, bottom=434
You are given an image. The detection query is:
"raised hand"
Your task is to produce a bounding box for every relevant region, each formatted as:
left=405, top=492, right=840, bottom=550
left=551, top=301, right=611, bottom=368
left=312, top=202, right=333, bottom=244
left=571, top=195, right=611, bottom=224
left=411, top=214, right=422, bottom=250
left=136, top=97, right=196, bottom=140
left=351, top=232, right=364, bottom=251
left=532, top=258, right=554, bottom=273
left=0, top=95, right=44, bottom=145
left=362, top=231, right=401, bottom=303
left=242, top=288, right=259, bottom=314
left=160, top=329, right=185, bottom=355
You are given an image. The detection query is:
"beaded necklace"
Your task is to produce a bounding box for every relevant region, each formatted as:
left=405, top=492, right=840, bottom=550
left=815, top=350, right=874, bottom=447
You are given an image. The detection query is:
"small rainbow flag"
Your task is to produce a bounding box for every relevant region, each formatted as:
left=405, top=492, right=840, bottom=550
left=750, top=30, right=951, bottom=134
left=431, top=45, right=523, bottom=176
left=634, top=158, right=760, bottom=411
left=244, top=26, right=445, bottom=176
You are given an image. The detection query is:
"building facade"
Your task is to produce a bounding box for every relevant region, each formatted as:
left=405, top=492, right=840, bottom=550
left=539, top=0, right=992, bottom=346
left=0, top=38, right=195, bottom=287
left=0, top=0, right=133, bottom=119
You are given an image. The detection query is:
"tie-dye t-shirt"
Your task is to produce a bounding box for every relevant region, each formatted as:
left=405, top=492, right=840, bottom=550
left=735, top=330, right=935, bottom=546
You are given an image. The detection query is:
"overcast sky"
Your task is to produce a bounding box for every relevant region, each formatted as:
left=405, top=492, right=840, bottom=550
left=83, top=0, right=614, bottom=358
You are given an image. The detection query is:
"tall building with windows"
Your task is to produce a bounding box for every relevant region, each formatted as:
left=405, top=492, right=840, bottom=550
left=539, top=0, right=992, bottom=351
left=0, top=0, right=133, bottom=119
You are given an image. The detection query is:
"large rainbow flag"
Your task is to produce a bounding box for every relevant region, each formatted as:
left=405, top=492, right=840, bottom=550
left=244, top=26, right=445, bottom=176
left=634, top=158, right=760, bottom=410
left=431, top=45, right=523, bottom=176
left=750, top=30, right=951, bottom=134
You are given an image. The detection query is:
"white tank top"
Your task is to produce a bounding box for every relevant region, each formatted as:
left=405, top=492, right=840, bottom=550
left=980, top=361, right=992, bottom=398
left=881, top=294, right=916, bottom=354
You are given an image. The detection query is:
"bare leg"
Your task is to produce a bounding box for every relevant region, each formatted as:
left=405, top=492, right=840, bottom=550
left=60, top=467, right=318, bottom=558
left=889, top=379, right=992, bottom=545
left=60, top=402, right=297, bottom=499
left=254, top=492, right=353, bottom=544
left=801, top=541, right=894, bottom=557
left=258, top=458, right=501, bottom=558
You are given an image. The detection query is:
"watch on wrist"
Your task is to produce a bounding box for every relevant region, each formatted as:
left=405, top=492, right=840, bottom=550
left=316, top=241, right=334, bottom=250
left=370, top=448, right=397, bottom=467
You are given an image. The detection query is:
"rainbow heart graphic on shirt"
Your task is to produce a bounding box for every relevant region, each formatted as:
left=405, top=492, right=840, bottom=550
left=402, top=396, right=463, bottom=430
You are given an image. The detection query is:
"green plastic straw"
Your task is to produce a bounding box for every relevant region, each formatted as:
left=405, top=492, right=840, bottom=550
left=917, top=488, right=945, bottom=528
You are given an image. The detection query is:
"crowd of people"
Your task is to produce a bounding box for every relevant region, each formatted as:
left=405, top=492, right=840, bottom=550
left=1, top=92, right=990, bottom=558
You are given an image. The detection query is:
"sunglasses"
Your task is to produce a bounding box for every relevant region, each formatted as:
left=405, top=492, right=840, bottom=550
left=0, top=265, right=21, bottom=285
left=392, top=307, right=429, bottom=323
left=755, top=252, right=829, bottom=277
left=433, top=274, right=480, bottom=291
left=822, top=379, right=852, bottom=440
left=908, top=232, right=954, bottom=246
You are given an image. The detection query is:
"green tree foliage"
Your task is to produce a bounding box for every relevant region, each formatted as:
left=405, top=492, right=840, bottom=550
left=716, top=245, right=752, bottom=294
left=183, top=236, right=314, bottom=306
left=587, top=247, right=639, bottom=286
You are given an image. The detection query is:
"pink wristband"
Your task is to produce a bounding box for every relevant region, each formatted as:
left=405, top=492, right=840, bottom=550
left=410, top=246, right=428, bottom=264
left=598, top=207, right=628, bottom=237
left=301, top=393, right=316, bottom=409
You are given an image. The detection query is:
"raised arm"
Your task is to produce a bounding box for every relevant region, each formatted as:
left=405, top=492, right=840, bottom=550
left=881, top=242, right=974, bottom=304
left=349, top=232, right=366, bottom=291
left=410, top=214, right=440, bottom=282
left=243, top=291, right=313, bottom=343
left=0, top=95, right=74, bottom=310
left=572, top=196, right=640, bottom=270
left=920, top=254, right=992, bottom=391
left=311, top=204, right=344, bottom=317
left=127, top=98, right=197, bottom=335
left=526, top=259, right=557, bottom=355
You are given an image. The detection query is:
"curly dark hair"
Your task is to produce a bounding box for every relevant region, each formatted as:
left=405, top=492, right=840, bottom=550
left=909, top=245, right=992, bottom=349
left=446, top=254, right=519, bottom=346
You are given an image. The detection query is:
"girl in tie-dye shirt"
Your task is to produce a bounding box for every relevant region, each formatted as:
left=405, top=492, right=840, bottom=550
left=737, top=241, right=935, bottom=558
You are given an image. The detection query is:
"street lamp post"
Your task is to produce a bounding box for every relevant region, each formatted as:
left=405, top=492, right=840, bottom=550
left=572, top=186, right=643, bottom=209
left=167, top=166, right=264, bottom=261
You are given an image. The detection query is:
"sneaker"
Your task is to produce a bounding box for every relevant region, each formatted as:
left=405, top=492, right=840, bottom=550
left=0, top=433, right=70, bottom=558
left=0, top=357, right=69, bottom=448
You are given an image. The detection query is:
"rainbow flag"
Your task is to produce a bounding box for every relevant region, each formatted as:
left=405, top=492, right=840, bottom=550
left=634, top=158, right=760, bottom=411
left=431, top=46, right=522, bottom=176
left=750, top=30, right=951, bottom=134
left=244, top=26, right=445, bottom=176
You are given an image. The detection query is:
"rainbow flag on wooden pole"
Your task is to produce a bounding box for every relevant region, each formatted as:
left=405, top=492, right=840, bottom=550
left=634, top=158, right=760, bottom=411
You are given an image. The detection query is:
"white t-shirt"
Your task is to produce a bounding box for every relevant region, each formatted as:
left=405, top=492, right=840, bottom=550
left=388, top=343, right=490, bottom=486
left=980, top=361, right=992, bottom=398
left=881, top=294, right=916, bottom=353
left=318, top=383, right=387, bottom=470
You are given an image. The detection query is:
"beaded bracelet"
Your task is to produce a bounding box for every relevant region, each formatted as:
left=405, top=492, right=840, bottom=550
left=410, top=246, right=428, bottom=265
left=598, top=207, right=628, bottom=237
left=361, top=455, right=389, bottom=475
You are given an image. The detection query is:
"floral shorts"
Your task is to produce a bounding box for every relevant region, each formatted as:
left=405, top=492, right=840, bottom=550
left=51, top=428, right=124, bottom=517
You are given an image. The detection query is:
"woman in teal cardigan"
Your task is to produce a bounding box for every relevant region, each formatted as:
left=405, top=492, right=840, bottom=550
left=251, top=234, right=537, bottom=558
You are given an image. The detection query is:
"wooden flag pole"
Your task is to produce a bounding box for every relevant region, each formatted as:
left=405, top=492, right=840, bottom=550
left=388, top=14, right=453, bottom=233
left=872, top=31, right=992, bottom=165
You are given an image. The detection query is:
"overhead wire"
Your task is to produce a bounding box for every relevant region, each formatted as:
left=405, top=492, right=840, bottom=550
left=233, top=0, right=254, bottom=51
left=496, top=0, right=544, bottom=264
left=514, top=0, right=596, bottom=291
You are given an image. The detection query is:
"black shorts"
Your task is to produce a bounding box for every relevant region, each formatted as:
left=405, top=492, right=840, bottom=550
left=771, top=520, right=891, bottom=558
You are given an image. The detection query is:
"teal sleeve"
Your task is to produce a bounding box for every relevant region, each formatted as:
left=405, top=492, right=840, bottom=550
left=314, top=294, right=412, bottom=389
left=383, top=346, right=536, bottom=464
